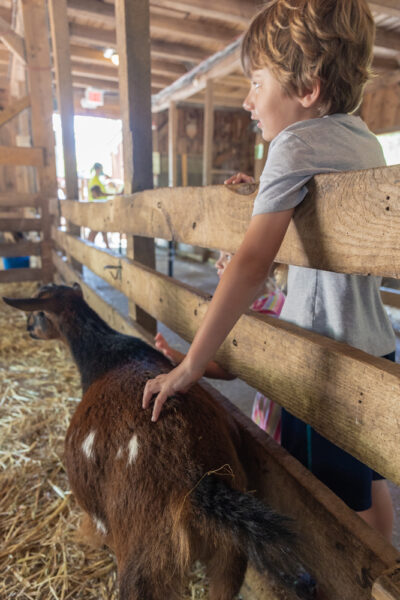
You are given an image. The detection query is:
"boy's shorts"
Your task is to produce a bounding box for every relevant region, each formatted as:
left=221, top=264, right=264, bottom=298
left=281, top=351, right=395, bottom=512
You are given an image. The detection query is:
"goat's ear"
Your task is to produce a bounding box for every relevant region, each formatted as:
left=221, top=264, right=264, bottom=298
left=2, top=296, right=58, bottom=313
left=72, top=282, right=83, bottom=297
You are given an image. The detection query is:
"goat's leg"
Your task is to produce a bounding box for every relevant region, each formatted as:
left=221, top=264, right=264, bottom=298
left=118, top=558, right=182, bottom=600
left=206, top=546, right=247, bottom=600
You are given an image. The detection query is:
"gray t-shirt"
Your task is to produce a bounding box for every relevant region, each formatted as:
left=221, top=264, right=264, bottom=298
left=253, top=113, right=395, bottom=357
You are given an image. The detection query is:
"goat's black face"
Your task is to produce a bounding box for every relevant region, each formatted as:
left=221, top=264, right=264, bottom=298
left=27, top=310, right=60, bottom=340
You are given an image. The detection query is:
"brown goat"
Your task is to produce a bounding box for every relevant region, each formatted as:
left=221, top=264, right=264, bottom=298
left=3, top=283, right=315, bottom=600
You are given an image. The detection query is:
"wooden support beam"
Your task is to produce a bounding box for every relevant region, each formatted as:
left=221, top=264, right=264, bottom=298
left=0, top=15, right=25, bottom=64
left=0, top=96, right=30, bottom=128
left=375, top=27, right=400, bottom=54
left=0, top=217, right=42, bottom=231
left=152, top=37, right=241, bottom=112
left=150, top=0, right=256, bottom=26
left=0, top=267, right=42, bottom=282
left=369, top=0, right=400, bottom=19
left=149, top=13, right=235, bottom=46
left=0, top=240, right=41, bottom=257
left=67, top=0, right=114, bottom=25
left=51, top=227, right=400, bottom=484
left=0, top=193, right=40, bottom=207
left=49, top=0, right=78, bottom=201
left=202, top=79, right=214, bottom=185
left=168, top=101, right=178, bottom=187
left=115, top=0, right=156, bottom=335
left=22, top=0, right=59, bottom=282
left=71, top=75, right=119, bottom=92
left=0, top=146, right=43, bottom=167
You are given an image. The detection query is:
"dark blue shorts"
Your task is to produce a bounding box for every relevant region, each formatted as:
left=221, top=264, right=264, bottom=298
left=281, top=351, right=395, bottom=512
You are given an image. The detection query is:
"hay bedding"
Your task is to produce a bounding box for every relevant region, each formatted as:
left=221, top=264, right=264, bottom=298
left=0, top=282, right=209, bottom=600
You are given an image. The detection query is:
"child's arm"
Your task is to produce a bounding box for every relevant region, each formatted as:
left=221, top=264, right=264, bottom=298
left=143, top=208, right=294, bottom=421
left=155, top=333, right=235, bottom=380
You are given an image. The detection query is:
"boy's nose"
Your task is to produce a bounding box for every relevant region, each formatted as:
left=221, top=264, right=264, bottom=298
left=242, top=90, right=253, bottom=112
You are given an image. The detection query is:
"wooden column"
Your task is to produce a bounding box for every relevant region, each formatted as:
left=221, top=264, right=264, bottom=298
left=48, top=0, right=78, bottom=202
left=202, top=79, right=214, bottom=186
left=115, top=0, right=156, bottom=335
left=168, top=101, right=178, bottom=188
left=167, top=101, right=178, bottom=276
left=21, top=0, right=58, bottom=282
left=48, top=0, right=81, bottom=273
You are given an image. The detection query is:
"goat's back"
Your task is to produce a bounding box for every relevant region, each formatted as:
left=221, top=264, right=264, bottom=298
left=65, top=359, right=247, bottom=564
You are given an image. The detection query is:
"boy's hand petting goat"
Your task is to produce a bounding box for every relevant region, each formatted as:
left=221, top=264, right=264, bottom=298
left=3, top=284, right=316, bottom=600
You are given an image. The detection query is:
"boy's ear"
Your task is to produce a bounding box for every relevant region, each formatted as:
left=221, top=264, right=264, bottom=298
left=299, top=79, right=321, bottom=109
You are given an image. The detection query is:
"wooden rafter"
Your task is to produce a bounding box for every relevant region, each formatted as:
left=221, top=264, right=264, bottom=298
left=150, top=0, right=256, bottom=26
left=152, top=37, right=241, bottom=111
left=368, top=0, right=400, bottom=19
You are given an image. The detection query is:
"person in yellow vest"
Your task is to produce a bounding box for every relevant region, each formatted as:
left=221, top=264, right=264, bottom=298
left=87, top=163, right=115, bottom=249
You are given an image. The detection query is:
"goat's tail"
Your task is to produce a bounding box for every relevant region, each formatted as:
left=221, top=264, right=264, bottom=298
left=194, top=475, right=316, bottom=600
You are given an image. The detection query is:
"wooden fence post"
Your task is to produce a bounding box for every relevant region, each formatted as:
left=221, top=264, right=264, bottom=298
left=115, top=0, right=156, bottom=335
left=21, top=0, right=58, bottom=283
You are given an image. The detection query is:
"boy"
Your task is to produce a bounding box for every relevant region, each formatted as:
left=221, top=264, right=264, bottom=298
left=143, top=0, right=396, bottom=540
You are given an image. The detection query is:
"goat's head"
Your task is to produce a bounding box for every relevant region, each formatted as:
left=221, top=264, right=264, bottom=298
left=3, top=283, right=83, bottom=340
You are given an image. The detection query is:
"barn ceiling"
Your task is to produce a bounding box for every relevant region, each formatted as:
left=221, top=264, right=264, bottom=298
left=0, top=0, right=399, bottom=116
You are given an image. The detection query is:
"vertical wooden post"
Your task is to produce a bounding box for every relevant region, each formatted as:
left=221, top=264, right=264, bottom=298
left=48, top=0, right=82, bottom=274
left=202, top=79, right=214, bottom=186
left=167, top=101, right=178, bottom=276
left=115, top=0, right=156, bottom=335
left=48, top=0, right=78, bottom=202
left=21, top=0, right=58, bottom=283
left=168, top=101, right=178, bottom=188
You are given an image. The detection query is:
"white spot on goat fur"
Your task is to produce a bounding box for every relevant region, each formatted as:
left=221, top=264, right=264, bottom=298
left=94, top=516, right=107, bottom=535
left=82, top=431, right=96, bottom=459
left=116, top=446, right=123, bottom=459
left=128, top=434, right=139, bottom=464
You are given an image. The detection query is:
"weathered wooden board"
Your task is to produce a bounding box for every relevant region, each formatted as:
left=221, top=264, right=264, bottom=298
left=381, top=289, right=400, bottom=310
left=212, top=385, right=400, bottom=600
left=0, top=193, right=40, bottom=208
left=22, top=0, right=58, bottom=282
left=0, top=241, right=41, bottom=257
left=52, top=227, right=400, bottom=484
left=372, top=564, right=400, bottom=600
left=0, top=267, right=42, bottom=283
left=50, top=164, right=400, bottom=277
left=0, top=96, right=30, bottom=128
left=52, top=251, right=152, bottom=344
left=0, top=145, right=43, bottom=167
left=0, top=218, right=42, bottom=231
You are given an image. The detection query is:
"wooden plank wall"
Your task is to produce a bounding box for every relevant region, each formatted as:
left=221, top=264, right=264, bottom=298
left=50, top=164, right=400, bottom=598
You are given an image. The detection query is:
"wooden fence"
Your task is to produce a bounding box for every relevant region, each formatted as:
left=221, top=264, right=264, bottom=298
left=41, top=163, right=400, bottom=599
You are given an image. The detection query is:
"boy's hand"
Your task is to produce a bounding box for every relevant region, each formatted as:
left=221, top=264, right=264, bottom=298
left=154, top=332, right=180, bottom=363
left=142, top=360, right=204, bottom=422
left=224, top=172, right=255, bottom=185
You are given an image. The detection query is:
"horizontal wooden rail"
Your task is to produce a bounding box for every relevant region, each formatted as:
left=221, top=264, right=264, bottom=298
left=50, top=164, right=400, bottom=277
left=52, top=227, right=400, bottom=484
left=0, top=95, right=30, bottom=128
left=0, top=241, right=41, bottom=257
left=52, top=254, right=400, bottom=600
left=0, top=193, right=41, bottom=208
left=381, top=289, right=400, bottom=310
left=0, top=217, right=42, bottom=231
left=52, top=251, right=152, bottom=344
left=216, top=387, right=400, bottom=600
left=0, top=146, right=43, bottom=167
left=0, top=267, right=42, bottom=283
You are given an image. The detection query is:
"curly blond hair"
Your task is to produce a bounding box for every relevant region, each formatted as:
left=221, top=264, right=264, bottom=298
left=241, top=0, right=375, bottom=115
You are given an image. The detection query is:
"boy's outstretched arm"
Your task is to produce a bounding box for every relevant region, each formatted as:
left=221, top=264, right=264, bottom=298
left=155, top=332, right=235, bottom=380
left=143, top=208, right=294, bottom=421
